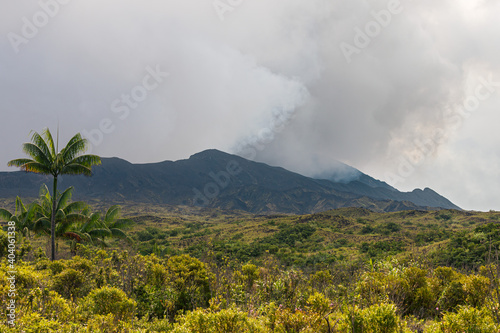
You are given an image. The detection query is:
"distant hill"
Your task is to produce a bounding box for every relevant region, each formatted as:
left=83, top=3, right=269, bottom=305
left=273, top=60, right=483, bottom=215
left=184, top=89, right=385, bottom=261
left=0, top=149, right=460, bottom=214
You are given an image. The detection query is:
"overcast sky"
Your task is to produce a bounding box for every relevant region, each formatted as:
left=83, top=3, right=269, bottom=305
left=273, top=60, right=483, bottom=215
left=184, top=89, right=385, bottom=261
left=1, top=0, right=500, bottom=211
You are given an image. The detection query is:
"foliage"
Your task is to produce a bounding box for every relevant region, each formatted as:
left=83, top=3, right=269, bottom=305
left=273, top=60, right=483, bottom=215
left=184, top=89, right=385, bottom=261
left=1, top=249, right=500, bottom=332
left=7, top=127, right=101, bottom=261
left=425, top=306, right=498, bottom=332
left=171, top=307, right=266, bottom=333
left=80, top=286, right=137, bottom=322
left=4, top=201, right=500, bottom=330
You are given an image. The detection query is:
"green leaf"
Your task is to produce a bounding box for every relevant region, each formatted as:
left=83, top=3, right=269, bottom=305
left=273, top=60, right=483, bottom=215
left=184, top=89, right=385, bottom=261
left=88, top=229, right=112, bottom=238
left=105, top=205, right=121, bottom=224
left=22, top=143, right=52, bottom=165
left=60, top=163, right=92, bottom=176
left=61, top=135, right=87, bottom=162
left=57, top=187, right=74, bottom=211
left=7, top=158, right=35, bottom=168
left=31, top=130, right=54, bottom=162
left=0, top=209, right=13, bottom=221
left=41, top=128, right=56, bottom=157
left=64, top=201, right=87, bottom=215
left=70, top=154, right=102, bottom=167
left=110, top=218, right=134, bottom=230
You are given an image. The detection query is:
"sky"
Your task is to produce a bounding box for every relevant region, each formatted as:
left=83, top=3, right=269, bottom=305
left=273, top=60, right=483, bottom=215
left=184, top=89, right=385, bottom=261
left=1, top=0, right=500, bottom=211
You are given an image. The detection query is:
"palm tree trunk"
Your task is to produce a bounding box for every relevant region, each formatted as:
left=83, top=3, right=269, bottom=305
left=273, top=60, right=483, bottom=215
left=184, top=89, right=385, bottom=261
left=51, top=176, right=58, bottom=261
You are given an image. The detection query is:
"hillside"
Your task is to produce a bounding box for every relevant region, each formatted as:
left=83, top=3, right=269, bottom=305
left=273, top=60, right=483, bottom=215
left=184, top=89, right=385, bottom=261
left=0, top=149, right=460, bottom=214
left=122, top=206, right=499, bottom=269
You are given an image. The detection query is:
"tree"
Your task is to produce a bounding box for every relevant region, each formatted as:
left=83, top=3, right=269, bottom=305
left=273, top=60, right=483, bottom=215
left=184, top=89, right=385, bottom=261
left=94, top=205, right=134, bottom=247
left=32, top=185, right=87, bottom=252
left=66, top=205, right=134, bottom=252
left=0, top=196, right=38, bottom=238
left=8, top=128, right=101, bottom=261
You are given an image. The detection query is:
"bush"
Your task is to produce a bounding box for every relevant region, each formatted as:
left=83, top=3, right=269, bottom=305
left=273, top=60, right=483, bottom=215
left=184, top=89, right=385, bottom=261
left=52, top=268, right=88, bottom=299
left=31, top=289, right=72, bottom=322
left=80, top=286, right=136, bottom=322
left=347, top=303, right=405, bottom=333
left=172, top=307, right=266, bottom=333
left=426, top=306, right=498, bottom=332
left=167, top=254, right=212, bottom=312
left=48, top=261, right=67, bottom=275
left=274, top=307, right=321, bottom=333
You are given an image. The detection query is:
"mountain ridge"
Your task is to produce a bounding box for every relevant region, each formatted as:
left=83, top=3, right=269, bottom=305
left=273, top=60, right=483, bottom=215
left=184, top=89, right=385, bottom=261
left=0, top=149, right=460, bottom=214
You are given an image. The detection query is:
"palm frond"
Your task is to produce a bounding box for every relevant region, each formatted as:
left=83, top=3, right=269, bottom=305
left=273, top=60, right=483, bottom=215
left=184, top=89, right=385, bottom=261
left=109, top=228, right=128, bottom=239
left=60, top=163, right=93, bottom=176
left=88, top=229, right=112, bottom=238
left=56, top=219, right=74, bottom=235
left=62, top=133, right=83, bottom=151
left=33, top=218, right=50, bottom=233
left=7, top=158, right=36, bottom=168
left=63, top=201, right=87, bottom=215
left=41, top=128, right=56, bottom=157
left=78, top=221, right=92, bottom=233
left=65, top=213, right=87, bottom=224
left=105, top=205, right=121, bottom=224
left=68, top=154, right=102, bottom=167
left=38, top=184, right=50, bottom=197
left=90, top=212, right=101, bottom=224
left=22, top=143, right=52, bottom=165
left=82, top=206, right=91, bottom=216
left=0, top=209, right=12, bottom=222
left=15, top=196, right=27, bottom=215
left=94, top=238, right=111, bottom=248
left=57, top=187, right=74, bottom=211
left=30, top=131, right=54, bottom=162
left=61, top=135, right=88, bottom=162
left=79, top=233, right=93, bottom=244
left=25, top=202, right=39, bottom=220
left=55, top=209, right=66, bottom=222
left=110, top=228, right=134, bottom=244
left=109, top=218, right=134, bottom=230
left=11, top=161, right=52, bottom=174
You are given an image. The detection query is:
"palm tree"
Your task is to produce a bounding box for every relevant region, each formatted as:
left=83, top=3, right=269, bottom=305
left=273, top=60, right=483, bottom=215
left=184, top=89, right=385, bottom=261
left=97, top=205, right=134, bottom=246
left=0, top=196, right=38, bottom=238
left=8, top=128, right=101, bottom=261
left=32, top=185, right=87, bottom=242
left=65, top=205, right=133, bottom=252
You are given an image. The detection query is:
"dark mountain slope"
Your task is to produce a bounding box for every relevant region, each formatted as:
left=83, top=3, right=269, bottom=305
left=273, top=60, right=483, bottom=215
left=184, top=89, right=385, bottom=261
left=0, top=149, right=460, bottom=214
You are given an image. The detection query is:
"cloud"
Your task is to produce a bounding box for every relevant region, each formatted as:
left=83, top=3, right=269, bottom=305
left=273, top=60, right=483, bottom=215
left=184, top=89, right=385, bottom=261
left=1, top=0, right=500, bottom=210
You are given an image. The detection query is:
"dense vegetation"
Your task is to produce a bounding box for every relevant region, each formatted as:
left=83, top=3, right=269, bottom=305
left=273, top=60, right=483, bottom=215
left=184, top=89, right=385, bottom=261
left=3, top=202, right=500, bottom=332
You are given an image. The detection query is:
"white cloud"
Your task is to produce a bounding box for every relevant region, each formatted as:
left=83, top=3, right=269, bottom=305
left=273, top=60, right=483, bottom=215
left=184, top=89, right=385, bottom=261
left=2, top=0, right=500, bottom=210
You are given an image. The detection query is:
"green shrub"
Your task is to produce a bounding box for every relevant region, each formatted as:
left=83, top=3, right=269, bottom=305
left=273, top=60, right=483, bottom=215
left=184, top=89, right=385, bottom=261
left=167, top=254, right=212, bottom=312
left=48, top=261, right=66, bottom=275
left=80, top=286, right=136, bottom=322
left=172, top=307, right=266, bottom=333
left=67, top=256, right=93, bottom=274
left=437, top=281, right=466, bottom=312
left=426, top=306, right=498, bottom=332
left=31, top=289, right=72, bottom=322
left=274, top=306, right=322, bottom=333
left=52, top=268, right=88, bottom=299
left=15, top=312, right=64, bottom=332
left=347, top=303, right=404, bottom=333
left=463, top=275, right=490, bottom=308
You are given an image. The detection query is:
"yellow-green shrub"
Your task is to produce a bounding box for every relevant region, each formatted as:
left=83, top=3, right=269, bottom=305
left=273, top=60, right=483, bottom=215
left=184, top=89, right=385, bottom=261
left=80, top=286, right=136, bottom=322
left=172, top=307, right=266, bottom=333
left=425, top=306, right=498, bottom=332
left=52, top=268, right=89, bottom=299
left=346, top=303, right=407, bottom=333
